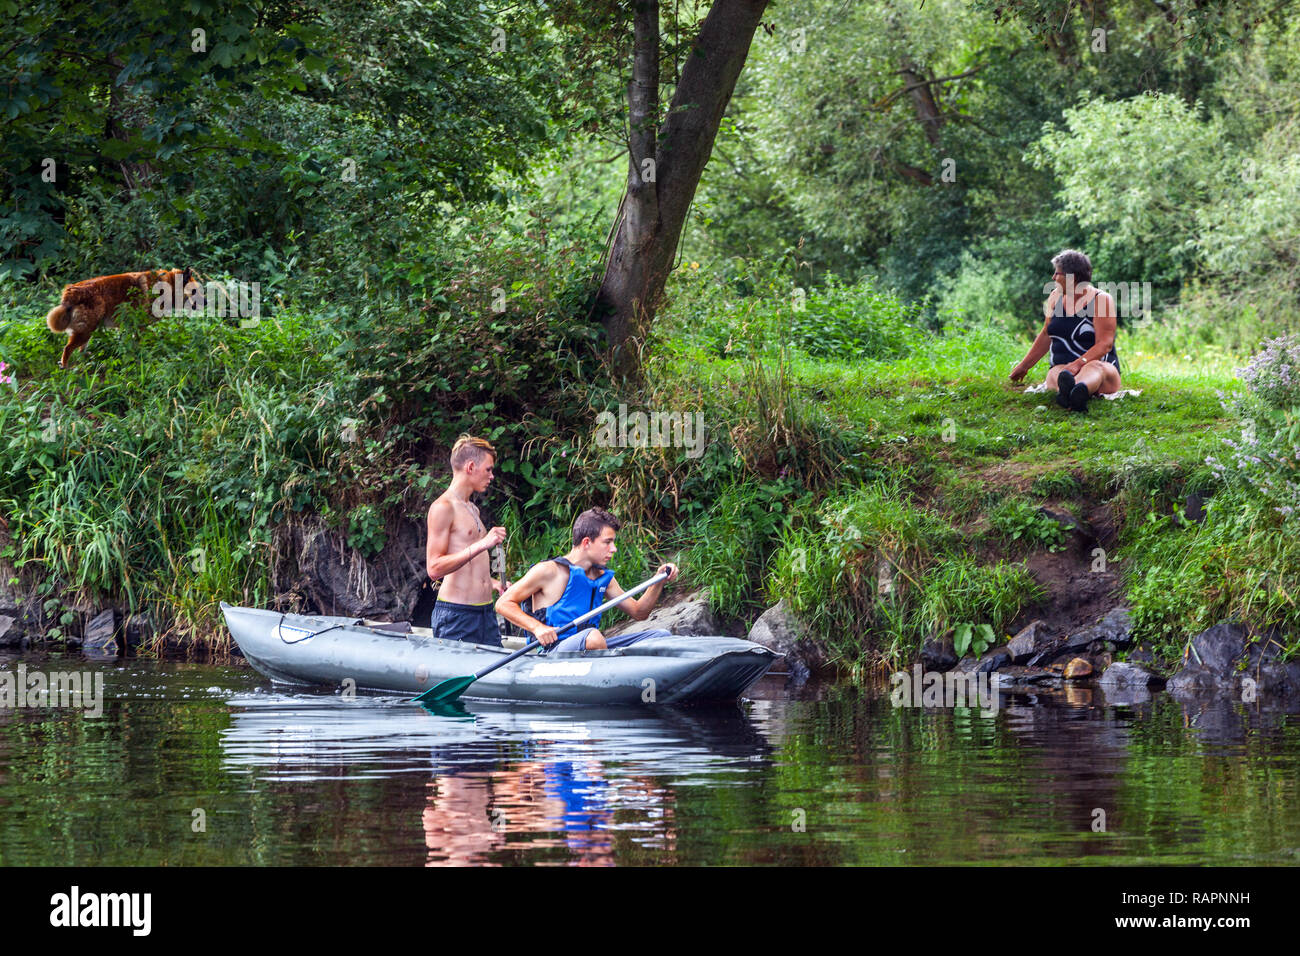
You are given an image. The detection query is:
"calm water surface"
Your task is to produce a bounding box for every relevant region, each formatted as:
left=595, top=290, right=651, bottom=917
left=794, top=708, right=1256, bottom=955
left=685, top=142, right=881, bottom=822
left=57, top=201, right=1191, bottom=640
left=2, top=649, right=1297, bottom=865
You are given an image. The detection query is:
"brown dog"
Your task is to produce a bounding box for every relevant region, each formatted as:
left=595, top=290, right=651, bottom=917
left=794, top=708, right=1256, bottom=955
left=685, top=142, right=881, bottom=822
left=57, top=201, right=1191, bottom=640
left=46, top=268, right=198, bottom=368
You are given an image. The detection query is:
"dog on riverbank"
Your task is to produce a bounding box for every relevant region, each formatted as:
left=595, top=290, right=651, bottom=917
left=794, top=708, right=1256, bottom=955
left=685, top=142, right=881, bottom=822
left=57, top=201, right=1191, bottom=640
left=45, top=268, right=197, bottom=368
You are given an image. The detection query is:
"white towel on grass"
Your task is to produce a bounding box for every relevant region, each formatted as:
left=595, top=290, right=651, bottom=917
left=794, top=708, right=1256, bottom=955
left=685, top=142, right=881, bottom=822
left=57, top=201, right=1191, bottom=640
left=1022, top=381, right=1142, bottom=400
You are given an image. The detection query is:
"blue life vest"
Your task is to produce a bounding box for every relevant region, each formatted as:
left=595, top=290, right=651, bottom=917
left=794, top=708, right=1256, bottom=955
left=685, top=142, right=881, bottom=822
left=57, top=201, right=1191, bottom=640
left=537, top=557, right=615, bottom=632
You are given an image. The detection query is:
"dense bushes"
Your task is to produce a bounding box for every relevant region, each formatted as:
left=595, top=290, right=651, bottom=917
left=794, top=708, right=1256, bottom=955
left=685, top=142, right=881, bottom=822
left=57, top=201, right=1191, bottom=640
left=661, top=263, right=923, bottom=363
left=786, top=275, right=923, bottom=360
left=0, top=211, right=608, bottom=641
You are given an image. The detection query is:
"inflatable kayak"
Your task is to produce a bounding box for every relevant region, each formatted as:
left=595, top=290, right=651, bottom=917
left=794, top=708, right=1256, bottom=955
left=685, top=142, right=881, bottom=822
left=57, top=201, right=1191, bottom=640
left=219, top=603, right=777, bottom=705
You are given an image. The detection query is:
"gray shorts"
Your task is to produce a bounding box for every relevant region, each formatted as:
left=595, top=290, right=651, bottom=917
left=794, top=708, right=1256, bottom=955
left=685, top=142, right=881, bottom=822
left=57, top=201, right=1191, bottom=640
left=544, top=627, right=673, bottom=654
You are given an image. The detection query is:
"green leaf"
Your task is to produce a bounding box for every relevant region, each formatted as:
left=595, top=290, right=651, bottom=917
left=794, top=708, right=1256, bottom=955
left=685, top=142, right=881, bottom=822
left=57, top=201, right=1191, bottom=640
left=954, top=623, right=972, bottom=658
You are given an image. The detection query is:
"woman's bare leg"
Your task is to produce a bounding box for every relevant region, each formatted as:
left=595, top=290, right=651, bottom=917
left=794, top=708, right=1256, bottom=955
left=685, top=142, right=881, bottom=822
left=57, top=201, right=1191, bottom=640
left=1045, top=364, right=1072, bottom=389
left=1075, top=361, right=1121, bottom=395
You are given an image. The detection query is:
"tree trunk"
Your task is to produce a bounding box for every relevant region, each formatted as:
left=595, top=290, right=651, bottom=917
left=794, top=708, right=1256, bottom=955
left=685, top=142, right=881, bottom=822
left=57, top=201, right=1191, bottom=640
left=595, top=0, right=769, bottom=378
left=898, top=57, right=944, bottom=148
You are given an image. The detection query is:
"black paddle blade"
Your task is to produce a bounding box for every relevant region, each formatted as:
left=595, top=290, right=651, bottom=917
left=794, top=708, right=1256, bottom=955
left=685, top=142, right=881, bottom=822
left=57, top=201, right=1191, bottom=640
left=412, top=675, right=476, bottom=704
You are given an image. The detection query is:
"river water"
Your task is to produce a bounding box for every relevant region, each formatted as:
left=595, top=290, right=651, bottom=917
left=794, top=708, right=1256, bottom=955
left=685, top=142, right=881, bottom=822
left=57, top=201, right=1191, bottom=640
left=2, top=649, right=1297, bottom=866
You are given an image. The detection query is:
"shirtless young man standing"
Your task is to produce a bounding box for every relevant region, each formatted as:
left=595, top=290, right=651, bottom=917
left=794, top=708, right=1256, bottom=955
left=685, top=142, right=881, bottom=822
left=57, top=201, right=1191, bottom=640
left=425, top=435, right=508, bottom=646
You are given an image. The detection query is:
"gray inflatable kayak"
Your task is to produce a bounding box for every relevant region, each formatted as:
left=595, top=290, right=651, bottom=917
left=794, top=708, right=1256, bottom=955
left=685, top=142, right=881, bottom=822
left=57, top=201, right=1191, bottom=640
left=219, top=602, right=777, bottom=705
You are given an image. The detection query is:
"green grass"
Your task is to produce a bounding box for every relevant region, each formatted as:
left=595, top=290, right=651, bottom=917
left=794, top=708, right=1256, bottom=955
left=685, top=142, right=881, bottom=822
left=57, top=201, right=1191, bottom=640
left=1119, top=493, right=1300, bottom=662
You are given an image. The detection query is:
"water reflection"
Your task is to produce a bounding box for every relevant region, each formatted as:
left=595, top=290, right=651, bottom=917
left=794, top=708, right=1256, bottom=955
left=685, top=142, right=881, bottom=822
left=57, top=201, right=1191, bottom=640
left=220, top=693, right=771, bottom=864
left=2, top=653, right=1298, bottom=865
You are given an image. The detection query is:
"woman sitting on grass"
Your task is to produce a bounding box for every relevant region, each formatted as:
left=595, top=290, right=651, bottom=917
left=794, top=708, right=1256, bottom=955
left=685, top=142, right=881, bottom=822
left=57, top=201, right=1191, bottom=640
left=1009, top=249, right=1122, bottom=414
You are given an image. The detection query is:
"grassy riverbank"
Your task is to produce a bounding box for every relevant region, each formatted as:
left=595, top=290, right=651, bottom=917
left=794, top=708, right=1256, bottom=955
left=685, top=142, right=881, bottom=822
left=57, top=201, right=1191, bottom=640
left=646, top=269, right=1298, bottom=673
left=2, top=253, right=1296, bottom=673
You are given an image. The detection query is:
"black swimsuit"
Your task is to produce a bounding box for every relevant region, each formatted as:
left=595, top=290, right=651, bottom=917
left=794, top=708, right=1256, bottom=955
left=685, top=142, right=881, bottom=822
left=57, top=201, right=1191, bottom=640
left=1047, top=291, right=1121, bottom=374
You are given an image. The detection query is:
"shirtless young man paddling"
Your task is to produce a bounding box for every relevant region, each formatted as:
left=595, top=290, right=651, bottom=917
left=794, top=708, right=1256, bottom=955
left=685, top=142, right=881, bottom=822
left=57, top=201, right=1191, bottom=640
left=496, top=508, right=679, bottom=654
left=426, top=435, right=508, bottom=646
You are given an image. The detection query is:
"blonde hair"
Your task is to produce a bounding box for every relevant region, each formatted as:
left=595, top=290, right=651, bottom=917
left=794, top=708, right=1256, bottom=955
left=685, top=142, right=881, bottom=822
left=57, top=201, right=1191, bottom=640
left=450, top=434, right=496, bottom=471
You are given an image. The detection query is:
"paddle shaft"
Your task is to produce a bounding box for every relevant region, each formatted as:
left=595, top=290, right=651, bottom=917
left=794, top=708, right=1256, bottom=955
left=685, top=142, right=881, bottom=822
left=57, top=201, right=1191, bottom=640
left=469, top=569, right=670, bottom=680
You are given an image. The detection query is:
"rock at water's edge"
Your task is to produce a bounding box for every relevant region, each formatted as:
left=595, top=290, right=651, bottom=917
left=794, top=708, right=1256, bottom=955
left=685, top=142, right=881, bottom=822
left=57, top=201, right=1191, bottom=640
left=1007, top=620, right=1055, bottom=664
left=919, top=635, right=957, bottom=671
left=1063, top=657, right=1093, bottom=679
left=1168, top=622, right=1300, bottom=701
left=1096, top=661, right=1153, bottom=688
left=606, top=588, right=721, bottom=638
left=83, top=609, right=120, bottom=657
left=1027, top=606, right=1133, bottom=667
left=1165, top=622, right=1248, bottom=697
left=747, top=600, right=827, bottom=680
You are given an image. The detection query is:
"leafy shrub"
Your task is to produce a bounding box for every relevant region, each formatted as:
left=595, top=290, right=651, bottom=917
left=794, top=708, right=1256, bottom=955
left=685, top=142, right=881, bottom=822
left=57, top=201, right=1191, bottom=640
left=1206, top=333, right=1300, bottom=523
left=346, top=504, right=387, bottom=558
left=1195, top=125, right=1300, bottom=337
left=931, top=216, right=1079, bottom=332
left=932, top=250, right=1023, bottom=331
left=658, top=263, right=922, bottom=364
left=1026, top=91, right=1225, bottom=288
left=784, top=274, right=922, bottom=361
left=990, top=498, right=1068, bottom=551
